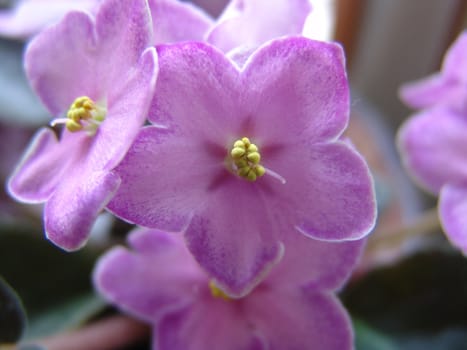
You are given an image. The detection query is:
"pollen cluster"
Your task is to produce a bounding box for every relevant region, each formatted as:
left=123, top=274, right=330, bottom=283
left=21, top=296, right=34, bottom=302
left=65, top=96, right=106, bottom=134
left=230, top=137, right=265, bottom=182
left=209, top=280, right=231, bottom=301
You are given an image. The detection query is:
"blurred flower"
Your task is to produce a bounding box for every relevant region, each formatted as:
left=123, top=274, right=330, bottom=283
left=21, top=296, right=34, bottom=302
left=0, top=0, right=101, bottom=39
left=7, top=0, right=158, bottom=250
left=107, top=37, right=376, bottom=296
left=94, top=227, right=364, bottom=350
left=398, top=31, right=467, bottom=253
left=400, top=31, right=467, bottom=114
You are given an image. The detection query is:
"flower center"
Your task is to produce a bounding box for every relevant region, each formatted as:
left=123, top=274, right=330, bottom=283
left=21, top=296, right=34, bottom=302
left=230, top=137, right=265, bottom=182
left=209, top=280, right=231, bottom=301
left=51, top=96, right=106, bottom=136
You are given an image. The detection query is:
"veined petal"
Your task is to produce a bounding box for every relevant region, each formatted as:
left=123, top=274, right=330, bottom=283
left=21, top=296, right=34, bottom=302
left=7, top=128, right=78, bottom=202
left=266, top=141, right=376, bottom=241
left=95, top=0, right=153, bottom=88
left=439, top=184, right=467, bottom=254
left=24, top=0, right=153, bottom=115
left=88, top=47, right=158, bottom=171
left=0, top=0, right=99, bottom=39
left=149, top=0, right=213, bottom=44
left=108, top=126, right=220, bottom=231
left=44, top=168, right=120, bottom=250
left=25, top=10, right=99, bottom=115
left=94, top=228, right=203, bottom=323
left=185, top=179, right=284, bottom=297
left=149, top=42, right=239, bottom=143
left=241, top=37, right=349, bottom=145
left=266, top=233, right=366, bottom=291
left=206, top=0, right=311, bottom=53
left=397, top=108, right=467, bottom=194
left=245, top=289, right=353, bottom=350
left=156, top=300, right=265, bottom=350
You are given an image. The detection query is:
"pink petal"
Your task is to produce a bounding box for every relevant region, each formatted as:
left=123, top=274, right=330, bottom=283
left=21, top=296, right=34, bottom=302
left=206, top=0, right=311, bottom=53
left=185, top=178, right=284, bottom=297
left=156, top=299, right=265, bottom=350
left=397, top=108, right=467, bottom=194
left=149, top=0, right=213, bottom=44
left=25, top=0, right=153, bottom=115
left=266, top=141, right=376, bottom=241
left=107, top=126, right=220, bottom=231
left=25, top=10, right=99, bottom=115
left=245, top=289, right=353, bottom=350
left=94, top=228, right=204, bottom=323
left=87, top=47, right=158, bottom=171
left=241, top=37, right=349, bottom=145
left=266, top=233, right=366, bottom=290
left=439, top=184, right=467, bottom=254
left=149, top=42, right=240, bottom=144
left=0, top=0, right=99, bottom=39
left=442, top=31, right=467, bottom=82
left=44, top=167, right=120, bottom=250
left=7, top=128, right=78, bottom=202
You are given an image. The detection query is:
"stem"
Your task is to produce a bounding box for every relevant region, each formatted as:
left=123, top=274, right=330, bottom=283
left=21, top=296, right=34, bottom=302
left=369, top=207, right=441, bottom=249
left=30, top=315, right=150, bottom=350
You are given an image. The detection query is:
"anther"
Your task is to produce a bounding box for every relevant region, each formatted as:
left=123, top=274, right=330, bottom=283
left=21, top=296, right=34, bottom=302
left=229, top=137, right=265, bottom=182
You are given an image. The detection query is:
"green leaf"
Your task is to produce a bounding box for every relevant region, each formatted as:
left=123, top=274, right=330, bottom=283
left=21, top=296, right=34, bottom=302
left=0, top=277, right=26, bottom=343
left=354, top=318, right=398, bottom=350
left=25, top=293, right=107, bottom=339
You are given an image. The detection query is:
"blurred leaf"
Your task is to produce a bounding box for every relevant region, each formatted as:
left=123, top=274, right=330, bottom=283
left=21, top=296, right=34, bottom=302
left=354, top=318, right=398, bottom=350
left=343, top=250, right=467, bottom=335
left=0, top=277, right=26, bottom=343
left=394, top=327, right=467, bottom=350
left=25, top=293, right=106, bottom=339
left=0, top=38, right=49, bottom=126
left=18, top=345, right=46, bottom=350
left=0, top=227, right=102, bottom=335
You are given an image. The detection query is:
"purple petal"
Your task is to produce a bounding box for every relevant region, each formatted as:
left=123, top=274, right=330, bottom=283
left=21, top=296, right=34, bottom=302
left=94, top=0, right=153, bottom=87
left=149, top=0, right=213, bottom=44
left=107, top=126, right=219, bottom=231
left=241, top=37, right=349, bottom=144
left=185, top=179, right=284, bottom=297
left=25, top=0, right=152, bottom=115
left=245, top=289, right=353, bottom=350
left=442, top=31, right=467, bottom=82
left=7, top=128, right=78, bottom=202
left=206, top=0, right=311, bottom=53
left=156, top=299, right=265, bottom=350
left=44, top=167, right=120, bottom=250
left=268, top=141, right=376, bottom=241
left=87, top=47, right=158, bottom=171
left=149, top=42, right=240, bottom=143
left=266, top=233, right=366, bottom=291
left=397, top=108, right=467, bottom=194
left=94, top=228, right=204, bottom=323
left=25, top=10, right=99, bottom=115
left=439, top=184, right=467, bottom=254
left=0, top=0, right=99, bottom=39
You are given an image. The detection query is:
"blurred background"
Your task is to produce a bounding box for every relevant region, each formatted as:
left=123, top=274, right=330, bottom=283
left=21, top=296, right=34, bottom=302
left=1, top=0, right=467, bottom=349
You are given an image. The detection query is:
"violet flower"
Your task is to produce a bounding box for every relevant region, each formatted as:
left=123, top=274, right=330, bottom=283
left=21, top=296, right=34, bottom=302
left=94, top=227, right=364, bottom=350
left=7, top=0, right=158, bottom=250
left=0, top=0, right=101, bottom=39
left=398, top=31, right=467, bottom=253
left=400, top=31, right=467, bottom=114
left=206, top=0, right=312, bottom=53
left=107, top=37, right=376, bottom=296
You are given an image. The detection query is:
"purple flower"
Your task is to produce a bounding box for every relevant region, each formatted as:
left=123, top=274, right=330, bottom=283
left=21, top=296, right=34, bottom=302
left=398, top=31, right=467, bottom=253
left=206, top=0, right=312, bottom=53
left=94, top=227, right=364, bottom=350
left=7, top=0, right=158, bottom=250
left=0, top=0, right=101, bottom=39
left=107, top=37, right=376, bottom=296
left=400, top=31, right=467, bottom=114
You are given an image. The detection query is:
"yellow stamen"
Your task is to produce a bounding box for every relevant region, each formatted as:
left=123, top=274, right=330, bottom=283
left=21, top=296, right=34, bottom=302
left=64, top=96, right=106, bottom=135
left=209, top=280, right=231, bottom=301
left=229, top=137, right=265, bottom=182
